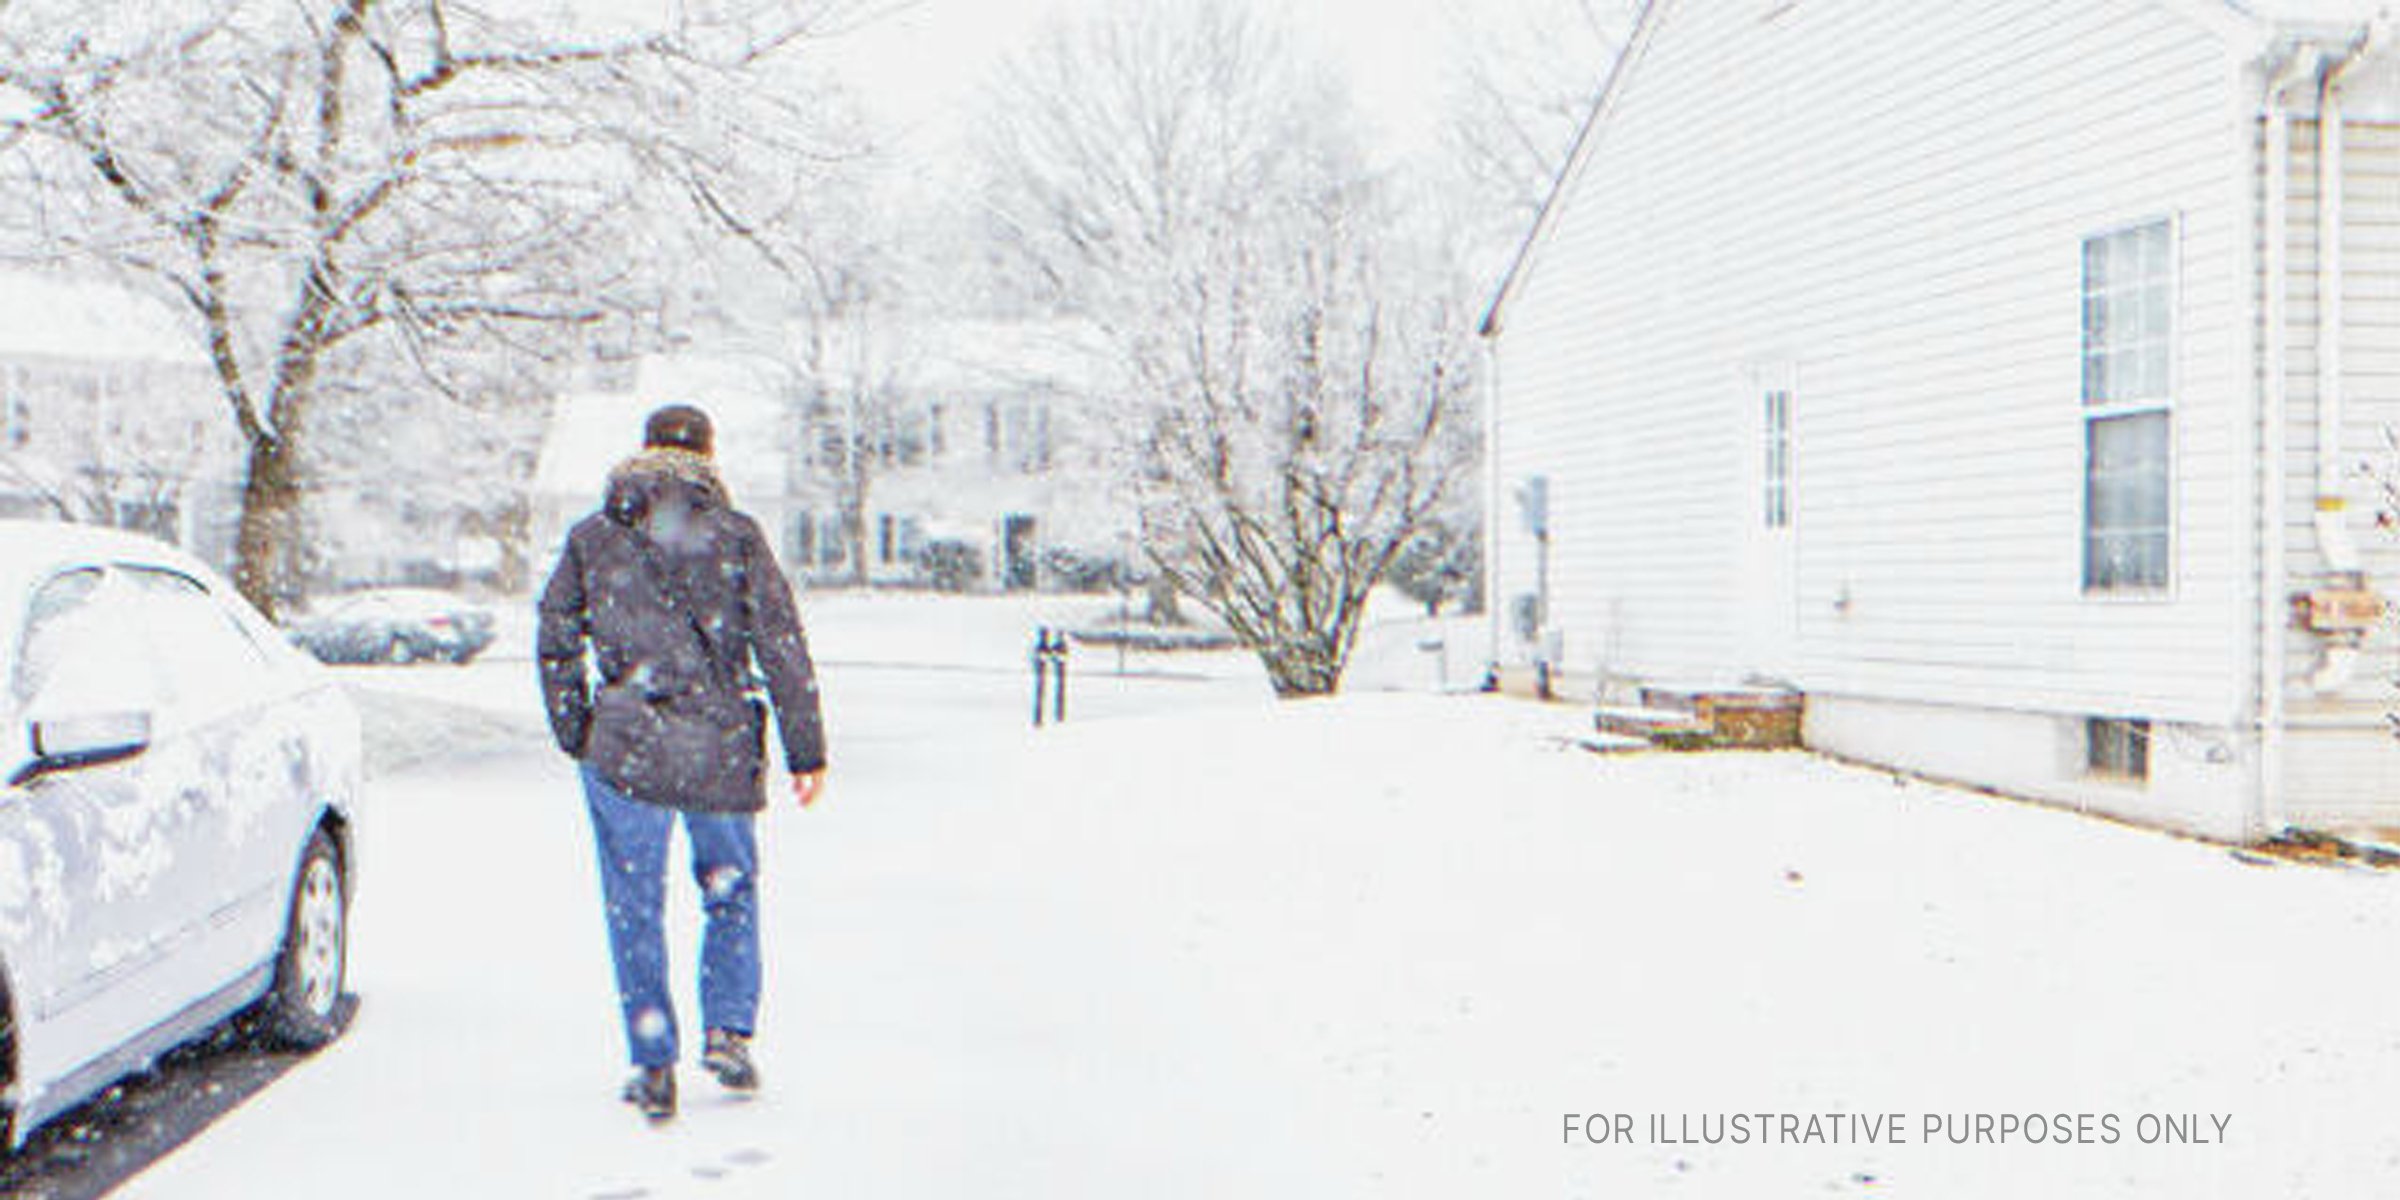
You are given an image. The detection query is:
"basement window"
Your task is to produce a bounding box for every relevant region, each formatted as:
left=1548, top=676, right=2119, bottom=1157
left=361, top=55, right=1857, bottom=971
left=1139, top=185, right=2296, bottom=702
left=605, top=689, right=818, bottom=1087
left=2086, top=717, right=2151, bottom=782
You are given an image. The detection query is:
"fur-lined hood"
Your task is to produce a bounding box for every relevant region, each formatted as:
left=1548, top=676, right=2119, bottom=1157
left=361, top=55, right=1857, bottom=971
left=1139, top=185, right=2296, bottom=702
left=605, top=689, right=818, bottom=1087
left=604, top=447, right=729, bottom=526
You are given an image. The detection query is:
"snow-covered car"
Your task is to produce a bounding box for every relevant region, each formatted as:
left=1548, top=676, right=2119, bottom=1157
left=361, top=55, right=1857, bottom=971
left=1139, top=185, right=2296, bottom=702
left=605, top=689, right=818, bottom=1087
left=0, top=521, right=361, bottom=1151
left=286, top=587, right=497, bottom=665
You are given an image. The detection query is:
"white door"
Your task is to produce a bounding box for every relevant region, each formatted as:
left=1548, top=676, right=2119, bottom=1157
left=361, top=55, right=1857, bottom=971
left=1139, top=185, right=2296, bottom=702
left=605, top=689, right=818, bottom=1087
left=1742, top=369, right=1799, bottom=682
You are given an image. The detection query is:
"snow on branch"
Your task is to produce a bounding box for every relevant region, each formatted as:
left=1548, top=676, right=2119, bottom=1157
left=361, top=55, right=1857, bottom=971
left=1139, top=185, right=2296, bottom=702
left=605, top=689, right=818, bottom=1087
left=0, top=0, right=862, bottom=615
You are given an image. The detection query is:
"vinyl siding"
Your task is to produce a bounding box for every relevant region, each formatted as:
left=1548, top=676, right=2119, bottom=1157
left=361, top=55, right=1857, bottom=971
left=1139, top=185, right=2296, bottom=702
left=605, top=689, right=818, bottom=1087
left=1491, top=0, right=2251, bottom=722
left=2275, top=118, right=2400, bottom=825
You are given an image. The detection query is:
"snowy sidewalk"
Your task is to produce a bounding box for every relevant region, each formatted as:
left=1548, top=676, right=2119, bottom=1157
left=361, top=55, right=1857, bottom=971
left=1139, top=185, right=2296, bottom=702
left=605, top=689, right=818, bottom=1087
left=117, top=674, right=2400, bottom=1197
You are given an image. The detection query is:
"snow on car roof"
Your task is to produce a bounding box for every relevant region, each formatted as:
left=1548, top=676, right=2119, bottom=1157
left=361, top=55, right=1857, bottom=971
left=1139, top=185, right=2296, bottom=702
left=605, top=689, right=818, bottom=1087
left=0, top=518, right=201, bottom=588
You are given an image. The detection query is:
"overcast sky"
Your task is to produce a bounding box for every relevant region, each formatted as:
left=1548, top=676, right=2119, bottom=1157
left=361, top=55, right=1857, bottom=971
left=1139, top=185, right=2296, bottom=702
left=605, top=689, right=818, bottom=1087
left=803, top=0, right=1479, bottom=159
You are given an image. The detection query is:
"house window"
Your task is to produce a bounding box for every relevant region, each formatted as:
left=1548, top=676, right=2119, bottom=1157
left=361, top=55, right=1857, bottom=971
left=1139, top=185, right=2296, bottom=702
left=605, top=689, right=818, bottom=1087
left=804, top=400, right=845, bottom=471
left=793, top=512, right=815, bottom=567
left=873, top=514, right=926, bottom=566
left=1762, top=388, right=1791, bottom=529
left=2086, top=717, right=2151, bottom=781
left=817, top=515, right=847, bottom=568
left=115, top=499, right=178, bottom=541
left=1, top=368, right=26, bottom=448
left=2081, top=219, right=2173, bottom=592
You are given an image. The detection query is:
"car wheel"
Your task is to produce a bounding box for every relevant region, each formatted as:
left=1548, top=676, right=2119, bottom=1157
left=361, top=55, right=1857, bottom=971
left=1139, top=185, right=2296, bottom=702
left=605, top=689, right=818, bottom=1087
left=265, top=830, right=347, bottom=1049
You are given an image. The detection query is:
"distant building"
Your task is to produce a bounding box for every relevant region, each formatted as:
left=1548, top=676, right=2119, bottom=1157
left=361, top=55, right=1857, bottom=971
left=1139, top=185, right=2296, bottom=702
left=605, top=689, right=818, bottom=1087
left=782, top=319, right=1126, bottom=591
left=534, top=355, right=795, bottom=574
left=1481, top=0, right=2400, bottom=839
left=0, top=271, right=242, bottom=568
left=537, top=320, right=1130, bottom=593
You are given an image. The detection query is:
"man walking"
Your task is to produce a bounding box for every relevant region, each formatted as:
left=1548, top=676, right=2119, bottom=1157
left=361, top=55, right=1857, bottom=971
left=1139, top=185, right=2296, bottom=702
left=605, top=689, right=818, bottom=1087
left=537, top=404, right=827, bottom=1123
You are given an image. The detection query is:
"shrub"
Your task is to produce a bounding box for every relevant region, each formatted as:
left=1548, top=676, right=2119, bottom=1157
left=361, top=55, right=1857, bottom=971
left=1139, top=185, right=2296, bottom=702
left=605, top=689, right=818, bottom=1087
left=917, top=539, right=985, bottom=593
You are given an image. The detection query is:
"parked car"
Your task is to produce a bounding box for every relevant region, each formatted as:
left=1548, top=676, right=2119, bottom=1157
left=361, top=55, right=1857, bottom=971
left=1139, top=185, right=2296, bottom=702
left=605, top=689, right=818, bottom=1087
left=287, top=587, right=497, bottom=665
left=0, top=520, right=361, bottom=1151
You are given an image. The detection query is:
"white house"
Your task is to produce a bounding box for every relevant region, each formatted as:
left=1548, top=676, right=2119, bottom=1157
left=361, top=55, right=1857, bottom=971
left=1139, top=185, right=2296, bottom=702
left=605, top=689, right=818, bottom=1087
left=534, top=320, right=1128, bottom=593
left=0, top=270, right=242, bottom=566
left=1482, top=0, right=2400, bottom=840
left=781, top=318, right=1126, bottom=591
left=532, top=356, right=795, bottom=573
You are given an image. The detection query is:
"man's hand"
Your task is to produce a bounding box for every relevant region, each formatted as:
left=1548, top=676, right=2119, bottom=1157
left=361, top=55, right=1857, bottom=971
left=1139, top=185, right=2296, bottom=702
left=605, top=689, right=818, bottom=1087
left=791, top=770, right=827, bottom=809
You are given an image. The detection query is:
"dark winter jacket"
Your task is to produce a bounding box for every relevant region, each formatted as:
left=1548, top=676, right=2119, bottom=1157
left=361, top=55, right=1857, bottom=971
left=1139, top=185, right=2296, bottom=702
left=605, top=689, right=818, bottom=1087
left=537, top=448, right=826, bottom=813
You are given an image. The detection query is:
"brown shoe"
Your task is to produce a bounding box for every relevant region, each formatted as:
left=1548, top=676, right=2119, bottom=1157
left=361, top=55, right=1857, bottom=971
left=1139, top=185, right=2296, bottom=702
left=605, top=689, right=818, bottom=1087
left=620, top=1065, right=676, bottom=1122
left=702, top=1030, right=759, bottom=1092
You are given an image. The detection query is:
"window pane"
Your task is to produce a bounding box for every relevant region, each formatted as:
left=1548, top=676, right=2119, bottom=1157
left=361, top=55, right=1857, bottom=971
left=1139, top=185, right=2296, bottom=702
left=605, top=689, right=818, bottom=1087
left=124, top=568, right=271, bottom=712
left=2109, top=352, right=2139, bottom=402
left=15, top=571, right=165, bottom=714
left=2121, top=286, right=2160, bottom=348
left=2111, top=411, right=2167, bottom=467
left=14, top=568, right=105, bottom=705
left=2126, top=530, right=2167, bottom=584
left=2081, top=222, right=2173, bottom=405
left=2085, top=412, right=2170, bottom=590
left=2142, top=222, right=2171, bottom=277
left=2113, top=231, right=2143, bottom=286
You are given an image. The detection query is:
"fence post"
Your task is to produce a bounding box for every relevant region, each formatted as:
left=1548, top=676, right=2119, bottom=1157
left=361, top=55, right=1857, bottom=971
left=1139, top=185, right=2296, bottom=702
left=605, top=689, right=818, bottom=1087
left=1032, top=626, right=1050, bottom=728
left=1051, top=630, right=1069, bottom=723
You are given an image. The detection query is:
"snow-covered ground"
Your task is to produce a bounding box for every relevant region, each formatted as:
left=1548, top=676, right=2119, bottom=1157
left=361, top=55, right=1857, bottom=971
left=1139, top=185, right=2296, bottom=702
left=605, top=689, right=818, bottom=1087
left=119, top=596, right=2400, bottom=1198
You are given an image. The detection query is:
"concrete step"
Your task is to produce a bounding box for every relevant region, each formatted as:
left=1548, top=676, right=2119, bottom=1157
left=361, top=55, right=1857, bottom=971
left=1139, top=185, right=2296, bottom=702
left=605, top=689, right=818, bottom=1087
left=1597, top=690, right=1805, bottom=751
left=1594, top=705, right=1713, bottom=750
left=1640, top=685, right=1803, bottom=713
left=1595, top=703, right=1708, bottom=729
left=1577, top=732, right=1654, bottom=755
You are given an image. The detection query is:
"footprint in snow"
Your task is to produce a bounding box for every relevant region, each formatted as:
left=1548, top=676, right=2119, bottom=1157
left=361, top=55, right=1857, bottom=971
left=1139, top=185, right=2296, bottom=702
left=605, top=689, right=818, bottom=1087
left=690, top=1147, right=773, bottom=1182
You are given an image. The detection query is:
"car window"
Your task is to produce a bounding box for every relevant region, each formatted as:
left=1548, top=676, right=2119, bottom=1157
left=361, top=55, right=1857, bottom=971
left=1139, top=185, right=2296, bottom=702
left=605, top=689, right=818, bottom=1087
left=120, top=567, right=273, bottom=711
left=13, top=568, right=166, bottom=717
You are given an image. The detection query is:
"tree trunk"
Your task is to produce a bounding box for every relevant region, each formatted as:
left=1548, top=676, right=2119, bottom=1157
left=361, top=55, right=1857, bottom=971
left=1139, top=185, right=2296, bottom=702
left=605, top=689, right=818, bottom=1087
left=1144, top=576, right=1182, bottom=625
left=1261, top=643, right=1342, bottom=697
left=842, top=502, right=868, bottom=587
left=494, top=497, right=533, bottom=595
left=232, top=437, right=303, bottom=621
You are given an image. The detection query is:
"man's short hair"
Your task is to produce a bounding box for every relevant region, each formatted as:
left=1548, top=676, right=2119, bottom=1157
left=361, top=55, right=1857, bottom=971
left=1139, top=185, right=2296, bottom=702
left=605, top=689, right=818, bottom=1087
left=644, top=404, right=714, bottom=456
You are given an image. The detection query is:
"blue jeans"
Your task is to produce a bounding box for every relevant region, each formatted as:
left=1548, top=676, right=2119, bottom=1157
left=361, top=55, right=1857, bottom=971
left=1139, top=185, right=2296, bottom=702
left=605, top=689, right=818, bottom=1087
left=580, top=765, right=760, bottom=1068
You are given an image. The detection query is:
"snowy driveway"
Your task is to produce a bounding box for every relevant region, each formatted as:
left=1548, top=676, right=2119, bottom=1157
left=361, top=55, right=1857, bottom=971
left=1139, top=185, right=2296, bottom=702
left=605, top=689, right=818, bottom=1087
left=112, top=597, right=2400, bottom=1198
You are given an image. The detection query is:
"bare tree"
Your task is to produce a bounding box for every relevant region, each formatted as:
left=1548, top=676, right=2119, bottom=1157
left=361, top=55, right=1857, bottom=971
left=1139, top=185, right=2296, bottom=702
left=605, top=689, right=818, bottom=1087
left=977, top=0, right=1479, bottom=696
left=788, top=226, right=917, bottom=587
left=0, top=392, right=213, bottom=533
left=1443, top=0, right=1639, bottom=231
left=0, top=0, right=860, bottom=616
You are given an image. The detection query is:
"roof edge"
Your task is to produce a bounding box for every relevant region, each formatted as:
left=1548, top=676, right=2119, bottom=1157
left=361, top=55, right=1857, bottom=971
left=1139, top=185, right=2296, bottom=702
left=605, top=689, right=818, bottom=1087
left=1480, top=0, right=1668, bottom=339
